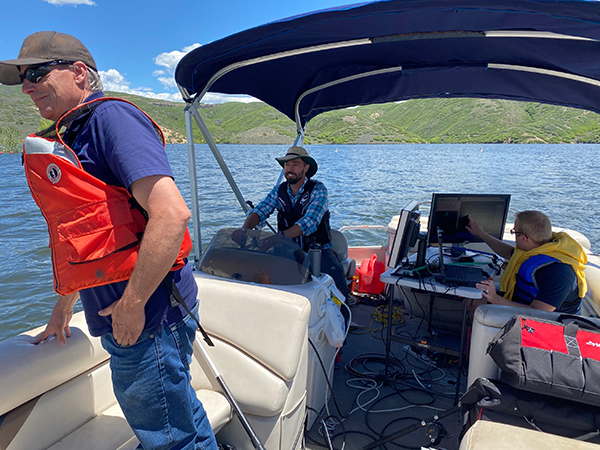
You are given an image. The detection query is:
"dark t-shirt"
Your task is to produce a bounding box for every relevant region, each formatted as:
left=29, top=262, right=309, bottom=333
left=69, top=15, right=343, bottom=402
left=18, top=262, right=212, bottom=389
left=63, top=92, right=197, bottom=337
left=513, top=261, right=581, bottom=314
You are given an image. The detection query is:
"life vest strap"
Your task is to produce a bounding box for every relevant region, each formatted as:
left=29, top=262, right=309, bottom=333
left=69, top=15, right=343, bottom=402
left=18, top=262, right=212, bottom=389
left=163, top=272, right=213, bottom=347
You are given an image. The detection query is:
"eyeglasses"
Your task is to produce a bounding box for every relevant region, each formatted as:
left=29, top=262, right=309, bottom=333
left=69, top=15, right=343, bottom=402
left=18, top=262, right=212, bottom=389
left=510, top=229, right=527, bottom=238
left=19, top=60, right=75, bottom=84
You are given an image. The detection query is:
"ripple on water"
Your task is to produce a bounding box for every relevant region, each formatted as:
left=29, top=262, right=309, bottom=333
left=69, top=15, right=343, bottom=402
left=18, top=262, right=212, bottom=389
left=1, top=143, right=599, bottom=341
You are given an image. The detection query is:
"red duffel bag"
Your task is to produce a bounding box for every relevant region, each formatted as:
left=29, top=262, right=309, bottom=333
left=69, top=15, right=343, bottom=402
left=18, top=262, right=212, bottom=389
left=486, top=314, right=600, bottom=407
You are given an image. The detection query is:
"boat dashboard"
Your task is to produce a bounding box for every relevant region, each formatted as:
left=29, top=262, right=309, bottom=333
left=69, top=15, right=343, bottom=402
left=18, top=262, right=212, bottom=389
left=197, top=228, right=311, bottom=285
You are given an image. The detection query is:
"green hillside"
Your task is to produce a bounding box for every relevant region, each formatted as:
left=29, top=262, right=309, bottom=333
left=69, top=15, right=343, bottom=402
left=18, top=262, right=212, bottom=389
left=2, top=83, right=600, bottom=152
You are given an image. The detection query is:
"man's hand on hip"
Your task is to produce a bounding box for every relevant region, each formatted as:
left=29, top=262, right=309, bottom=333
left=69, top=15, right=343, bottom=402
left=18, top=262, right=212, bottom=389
left=99, top=298, right=146, bottom=346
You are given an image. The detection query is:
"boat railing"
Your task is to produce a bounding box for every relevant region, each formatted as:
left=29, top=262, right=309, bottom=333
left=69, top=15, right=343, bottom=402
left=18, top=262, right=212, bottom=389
left=339, top=224, right=387, bottom=233
left=339, top=225, right=390, bottom=266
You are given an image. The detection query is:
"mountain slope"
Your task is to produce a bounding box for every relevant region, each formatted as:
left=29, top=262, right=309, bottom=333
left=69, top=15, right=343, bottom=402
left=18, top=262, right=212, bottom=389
left=2, top=84, right=600, bottom=152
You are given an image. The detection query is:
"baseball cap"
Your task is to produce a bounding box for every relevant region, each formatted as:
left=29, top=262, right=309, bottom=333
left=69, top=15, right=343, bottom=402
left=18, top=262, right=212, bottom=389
left=0, top=31, right=97, bottom=85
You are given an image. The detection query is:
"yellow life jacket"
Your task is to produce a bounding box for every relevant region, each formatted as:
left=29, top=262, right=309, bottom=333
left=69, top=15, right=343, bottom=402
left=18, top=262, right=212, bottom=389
left=500, top=231, right=587, bottom=301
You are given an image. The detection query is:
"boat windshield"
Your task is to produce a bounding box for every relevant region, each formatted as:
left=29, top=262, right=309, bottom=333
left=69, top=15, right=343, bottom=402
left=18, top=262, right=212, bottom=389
left=198, top=228, right=311, bottom=285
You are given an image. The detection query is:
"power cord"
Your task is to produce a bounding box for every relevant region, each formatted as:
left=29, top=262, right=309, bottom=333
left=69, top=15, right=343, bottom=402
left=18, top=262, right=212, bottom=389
left=308, top=338, right=347, bottom=419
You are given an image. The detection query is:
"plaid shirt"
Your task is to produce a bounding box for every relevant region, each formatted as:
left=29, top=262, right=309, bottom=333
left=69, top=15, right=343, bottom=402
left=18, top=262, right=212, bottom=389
left=252, top=178, right=331, bottom=248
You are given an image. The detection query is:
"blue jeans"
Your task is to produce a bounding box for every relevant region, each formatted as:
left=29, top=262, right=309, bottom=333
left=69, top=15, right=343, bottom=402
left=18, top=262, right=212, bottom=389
left=101, top=306, right=217, bottom=450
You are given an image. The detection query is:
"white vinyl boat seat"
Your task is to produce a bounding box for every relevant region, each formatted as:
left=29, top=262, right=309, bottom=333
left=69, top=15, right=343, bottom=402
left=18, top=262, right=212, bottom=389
left=0, top=273, right=309, bottom=450
left=0, top=273, right=311, bottom=450
left=331, top=229, right=356, bottom=282
left=460, top=420, right=600, bottom=450
left=190, top=273, right=310, bottom=450
left=0, top=311, right=232, bottom=450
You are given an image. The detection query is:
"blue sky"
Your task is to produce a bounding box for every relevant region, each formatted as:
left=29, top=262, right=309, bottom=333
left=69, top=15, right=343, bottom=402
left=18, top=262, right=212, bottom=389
left=1, top=0, right=358, bottom=103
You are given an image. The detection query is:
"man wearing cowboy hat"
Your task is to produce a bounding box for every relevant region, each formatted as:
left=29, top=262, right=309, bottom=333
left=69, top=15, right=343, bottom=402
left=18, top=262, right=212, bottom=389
left=239, top=146, right=350, bottom=299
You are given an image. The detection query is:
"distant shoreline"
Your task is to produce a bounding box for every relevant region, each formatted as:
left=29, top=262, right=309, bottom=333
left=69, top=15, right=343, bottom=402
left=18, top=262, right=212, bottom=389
left=2, top=85, right=600, bottom=147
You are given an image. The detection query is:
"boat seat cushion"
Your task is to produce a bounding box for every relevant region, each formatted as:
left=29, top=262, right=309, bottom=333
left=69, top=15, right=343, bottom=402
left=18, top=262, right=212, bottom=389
left=330, top=229, right=356, bottom=280
left=0, top=312, right=109, bottom=417
left=460, top=420, right=599, bottom=450
left=191, top=274, right=310, bottom=417
left=46, top=389, right=231, bottom=450
left=194, top=275, right=309, bottom=382
left=0, top=322, right=231, bottom=450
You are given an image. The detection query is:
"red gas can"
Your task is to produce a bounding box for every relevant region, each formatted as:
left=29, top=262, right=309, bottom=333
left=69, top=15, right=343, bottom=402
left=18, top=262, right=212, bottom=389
left=358, top=254, right=385, bottom=294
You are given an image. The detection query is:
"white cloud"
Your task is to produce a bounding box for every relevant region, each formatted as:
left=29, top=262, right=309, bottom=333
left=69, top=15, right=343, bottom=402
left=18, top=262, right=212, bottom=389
left=99, top=69, right=130, bottom=92
left=153, top=43, right=201, bottom=90
left=203, top=93, right=261, bottom=104
left=98, top=43, right=262, bottom=104
left=99, top=68, right=184, bottom=102
left=44, top=0, right=96, bottom=5
left=150, top=43, right=261, bottom=103
left=158, top=76, right=177, bottom=89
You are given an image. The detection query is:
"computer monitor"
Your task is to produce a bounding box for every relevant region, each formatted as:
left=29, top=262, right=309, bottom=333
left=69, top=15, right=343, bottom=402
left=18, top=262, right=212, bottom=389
left=388, top=201, right=421, bottom=268
left=427, top=193, right=511, bottom=244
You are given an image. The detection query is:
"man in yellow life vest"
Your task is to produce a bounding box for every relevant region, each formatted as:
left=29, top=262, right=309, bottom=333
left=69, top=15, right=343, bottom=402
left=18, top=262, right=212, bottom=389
left=467, top=210, right=587, bottom=314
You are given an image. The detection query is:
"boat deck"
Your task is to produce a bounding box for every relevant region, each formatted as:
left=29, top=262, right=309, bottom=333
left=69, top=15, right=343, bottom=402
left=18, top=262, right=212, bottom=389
left=305, top=294, right=465, bottom=450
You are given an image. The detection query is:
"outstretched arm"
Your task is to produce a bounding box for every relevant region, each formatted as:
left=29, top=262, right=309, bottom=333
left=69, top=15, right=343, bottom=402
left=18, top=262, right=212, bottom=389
left=466, top=215, right=514, bottom=259
left=34, top=292, right=80, bottom=346
left=242, top=212, right=261, bottom=229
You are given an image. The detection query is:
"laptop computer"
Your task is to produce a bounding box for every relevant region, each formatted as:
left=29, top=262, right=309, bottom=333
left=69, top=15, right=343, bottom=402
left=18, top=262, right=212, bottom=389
left=436, top=227, right=490, bottom=288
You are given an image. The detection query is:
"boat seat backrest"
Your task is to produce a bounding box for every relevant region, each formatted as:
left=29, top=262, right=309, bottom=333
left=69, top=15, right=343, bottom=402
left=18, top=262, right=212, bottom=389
left=330, top=229, right=348, bottom=261
left=0, top=312, right=110, bottom=418
left=190, top=274, right=310, bottom=417
left=0, top=311, right=232, bottom=450
left=330, top=229, right=356, bottom=280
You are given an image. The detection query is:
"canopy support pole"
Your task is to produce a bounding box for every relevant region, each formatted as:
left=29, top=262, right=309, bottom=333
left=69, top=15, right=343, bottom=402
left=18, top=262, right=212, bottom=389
left=184, top=106, right=203, bottom=264
left=187, top=99, right=250, bottom=215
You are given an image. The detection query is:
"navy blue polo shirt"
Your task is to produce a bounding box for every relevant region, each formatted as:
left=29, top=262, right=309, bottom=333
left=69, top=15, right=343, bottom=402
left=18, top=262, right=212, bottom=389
left=64, top=92, right=197, bottom=337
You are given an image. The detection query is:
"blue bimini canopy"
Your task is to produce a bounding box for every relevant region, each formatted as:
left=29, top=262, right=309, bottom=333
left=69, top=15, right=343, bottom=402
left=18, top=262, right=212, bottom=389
left=175, top=0, right=600, bottom=131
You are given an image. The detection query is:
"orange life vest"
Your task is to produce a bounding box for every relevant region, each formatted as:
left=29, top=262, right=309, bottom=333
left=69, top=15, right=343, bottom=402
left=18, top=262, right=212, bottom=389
left=23, top=97, right=192, bottom=296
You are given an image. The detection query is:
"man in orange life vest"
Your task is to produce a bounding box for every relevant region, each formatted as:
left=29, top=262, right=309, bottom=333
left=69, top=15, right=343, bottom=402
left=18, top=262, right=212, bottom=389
left=0, top=32, right=217, bottom=450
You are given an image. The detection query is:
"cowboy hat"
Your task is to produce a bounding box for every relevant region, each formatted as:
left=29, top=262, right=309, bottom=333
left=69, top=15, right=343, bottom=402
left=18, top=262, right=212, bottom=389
left=275, top=146, right=318, bottom=178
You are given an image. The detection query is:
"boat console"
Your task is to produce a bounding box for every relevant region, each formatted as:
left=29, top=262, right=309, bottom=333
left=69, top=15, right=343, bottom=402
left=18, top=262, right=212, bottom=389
left=198, top=228, right=311, bottom=285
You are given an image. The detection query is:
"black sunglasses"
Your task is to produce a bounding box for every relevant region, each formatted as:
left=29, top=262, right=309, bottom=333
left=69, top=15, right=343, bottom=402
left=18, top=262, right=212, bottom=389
left=19, top=60, right=75, bottom=84
left=510, top=228, right=527, bottom=238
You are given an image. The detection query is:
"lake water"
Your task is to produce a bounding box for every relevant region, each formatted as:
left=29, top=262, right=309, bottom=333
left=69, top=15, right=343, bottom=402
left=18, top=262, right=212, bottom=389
left=1, top=143, right=599, bottom=341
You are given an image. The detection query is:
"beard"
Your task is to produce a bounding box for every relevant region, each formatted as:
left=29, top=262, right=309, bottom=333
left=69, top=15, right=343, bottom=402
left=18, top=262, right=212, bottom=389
left=285, top=173, right=302, bottom=185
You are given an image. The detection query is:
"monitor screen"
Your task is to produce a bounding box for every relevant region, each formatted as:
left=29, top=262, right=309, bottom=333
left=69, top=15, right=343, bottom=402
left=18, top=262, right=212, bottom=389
left=388, top=201, right=421, bottom=268
left=427, top=193, right=511, bottom=244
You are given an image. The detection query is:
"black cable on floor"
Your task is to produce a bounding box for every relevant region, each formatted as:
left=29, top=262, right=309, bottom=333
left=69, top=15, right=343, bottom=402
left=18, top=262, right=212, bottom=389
left=380, top=416, right=430, bottom=450
left=344, top=352, right=407, bottom=381
left=305, top=407, right=336, bottom=450
left=308, top=338, right=347, bottom=419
